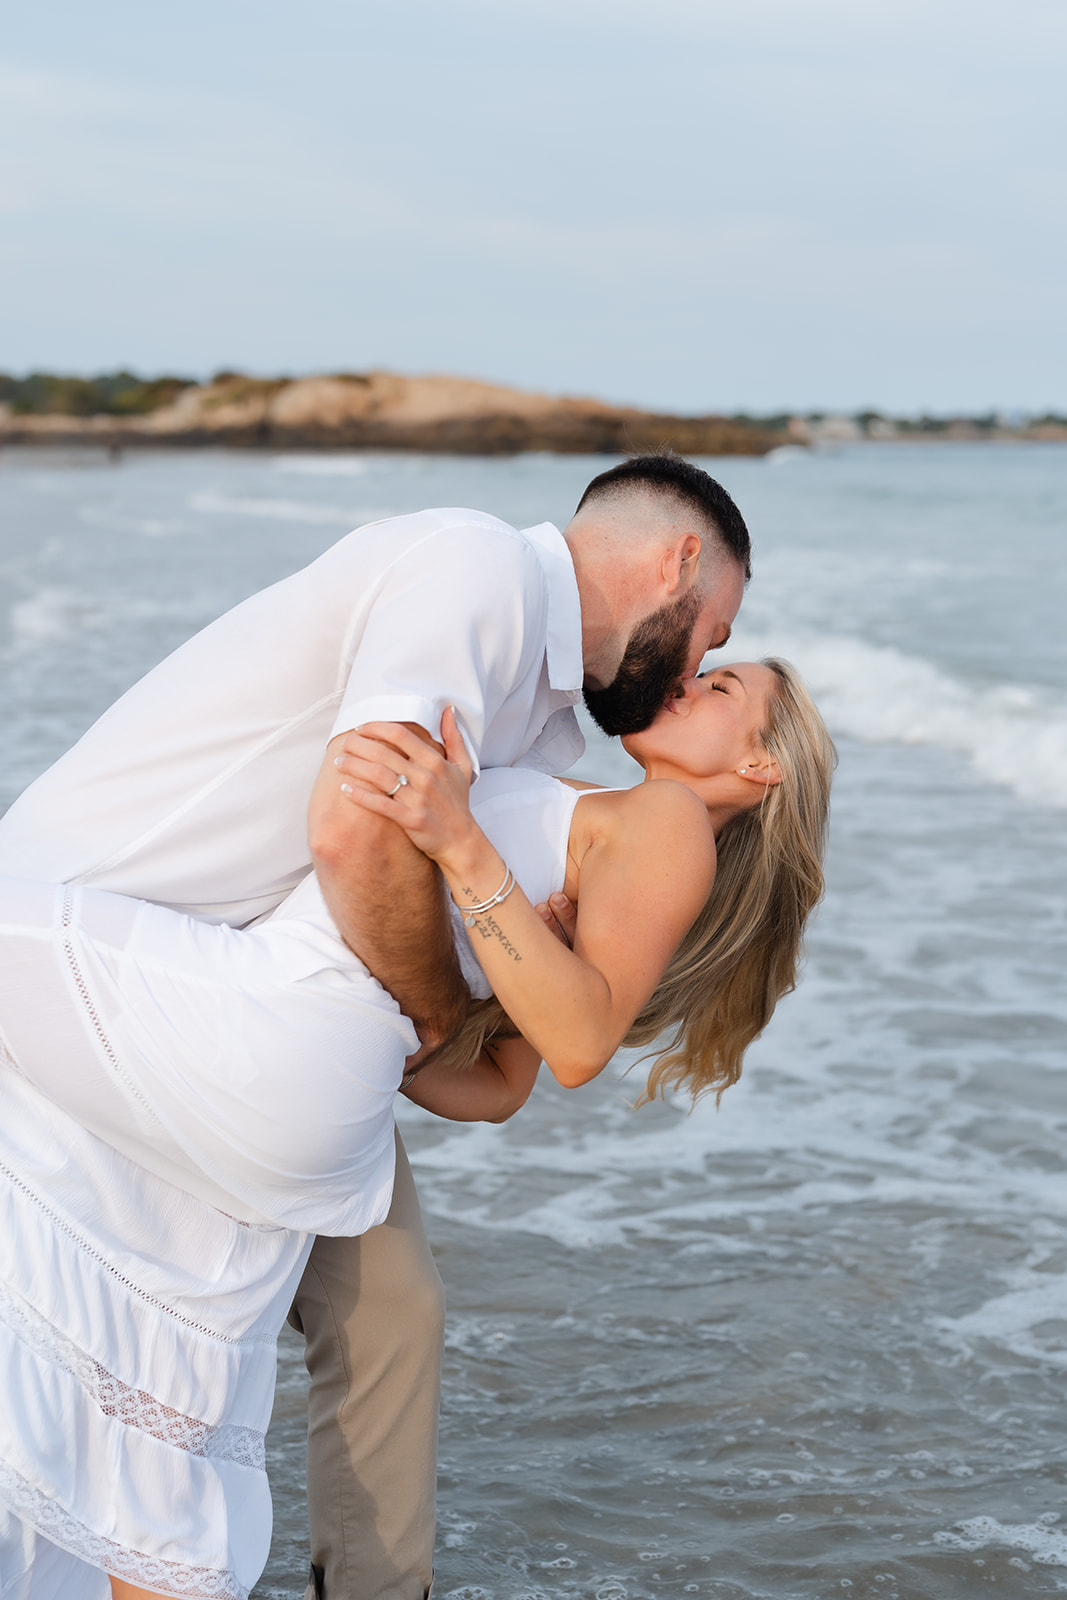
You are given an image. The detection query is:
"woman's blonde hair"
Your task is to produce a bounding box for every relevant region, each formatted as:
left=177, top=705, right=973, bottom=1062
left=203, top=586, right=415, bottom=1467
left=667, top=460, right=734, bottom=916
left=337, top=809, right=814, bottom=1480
left=442, top=659, right=835, bottom=1102
left=626, top=658, right=835, bottom=1103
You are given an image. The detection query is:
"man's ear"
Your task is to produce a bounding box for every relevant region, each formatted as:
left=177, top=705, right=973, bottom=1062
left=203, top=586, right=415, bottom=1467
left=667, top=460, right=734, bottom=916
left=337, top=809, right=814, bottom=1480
left=661, top=532, right=703, bottom=596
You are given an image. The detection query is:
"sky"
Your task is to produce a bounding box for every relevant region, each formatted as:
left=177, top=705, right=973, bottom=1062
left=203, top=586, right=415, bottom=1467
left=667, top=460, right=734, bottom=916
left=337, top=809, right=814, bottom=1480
left=3, top=0, right=1065, bottom=414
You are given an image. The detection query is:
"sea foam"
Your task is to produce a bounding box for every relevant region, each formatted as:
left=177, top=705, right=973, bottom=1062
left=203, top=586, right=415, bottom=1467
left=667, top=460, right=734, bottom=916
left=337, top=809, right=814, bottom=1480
left=730, top=627, right=1067, bottom=809
left=934, top=1515, right=1067, bottom=1576
left=936, top=1277, right=1067, bottom=1369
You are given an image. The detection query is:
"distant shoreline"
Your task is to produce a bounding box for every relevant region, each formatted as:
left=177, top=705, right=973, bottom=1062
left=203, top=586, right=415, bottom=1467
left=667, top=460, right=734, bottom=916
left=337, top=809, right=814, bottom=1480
left=0, top=371, right=783, bottom=457
left=1, top=370, right=1064, bottom=455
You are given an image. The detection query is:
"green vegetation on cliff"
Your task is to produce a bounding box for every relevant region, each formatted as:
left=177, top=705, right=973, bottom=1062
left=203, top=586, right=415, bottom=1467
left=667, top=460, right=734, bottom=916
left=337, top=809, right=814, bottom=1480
left=1, top=372, right=1062, bottom=449
left=0, top=371, right=194, bottom=417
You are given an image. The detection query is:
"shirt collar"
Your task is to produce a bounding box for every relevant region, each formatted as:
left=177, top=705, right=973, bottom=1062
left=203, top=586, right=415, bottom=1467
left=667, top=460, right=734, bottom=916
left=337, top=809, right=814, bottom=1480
left=520, top=521, right=583, bottom=699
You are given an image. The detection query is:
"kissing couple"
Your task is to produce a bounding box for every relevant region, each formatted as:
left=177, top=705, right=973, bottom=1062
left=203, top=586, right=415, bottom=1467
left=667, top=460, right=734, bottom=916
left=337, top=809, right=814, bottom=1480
left=0, top=451, right=834, bottom=1600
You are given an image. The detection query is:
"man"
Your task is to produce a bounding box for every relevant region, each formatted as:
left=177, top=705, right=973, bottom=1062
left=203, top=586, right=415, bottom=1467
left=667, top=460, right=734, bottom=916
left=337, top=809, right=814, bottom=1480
left=0, top=451, right=750, bottom=1599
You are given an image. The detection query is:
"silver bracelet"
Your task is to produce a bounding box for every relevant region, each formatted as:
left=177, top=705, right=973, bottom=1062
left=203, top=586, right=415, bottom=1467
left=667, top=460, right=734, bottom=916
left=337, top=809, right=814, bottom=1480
left=454, top=864, right=515, bottom=927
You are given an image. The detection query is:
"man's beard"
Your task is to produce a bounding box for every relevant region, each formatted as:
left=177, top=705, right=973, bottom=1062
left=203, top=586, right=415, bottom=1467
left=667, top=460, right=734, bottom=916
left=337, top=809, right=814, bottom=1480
left=582, top=588, right=702, bottom=737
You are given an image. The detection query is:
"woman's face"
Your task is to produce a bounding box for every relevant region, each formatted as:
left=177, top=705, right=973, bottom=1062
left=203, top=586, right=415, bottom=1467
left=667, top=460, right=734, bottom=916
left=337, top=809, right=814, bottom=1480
left=621, top=661, right=778, bottom=782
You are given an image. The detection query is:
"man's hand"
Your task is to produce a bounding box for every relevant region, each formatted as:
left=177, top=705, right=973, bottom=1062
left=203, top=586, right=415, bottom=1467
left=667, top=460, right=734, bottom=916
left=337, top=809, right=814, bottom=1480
left=535, top=892, right=577, bottom=948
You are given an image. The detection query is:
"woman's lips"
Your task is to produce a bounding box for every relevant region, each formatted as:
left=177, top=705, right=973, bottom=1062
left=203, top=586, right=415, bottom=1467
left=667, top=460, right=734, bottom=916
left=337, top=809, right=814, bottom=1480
left=666, top=675, right=698, bottom=712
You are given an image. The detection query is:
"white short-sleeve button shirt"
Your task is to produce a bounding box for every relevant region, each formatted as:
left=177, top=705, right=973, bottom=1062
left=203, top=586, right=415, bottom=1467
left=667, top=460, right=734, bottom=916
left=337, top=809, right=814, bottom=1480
left=0, top=508, right=585, bottom=924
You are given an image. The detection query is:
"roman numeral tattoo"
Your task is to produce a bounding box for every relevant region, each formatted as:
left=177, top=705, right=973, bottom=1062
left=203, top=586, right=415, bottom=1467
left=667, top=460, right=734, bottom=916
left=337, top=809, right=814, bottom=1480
left=469, top=913, right=522, bottom=961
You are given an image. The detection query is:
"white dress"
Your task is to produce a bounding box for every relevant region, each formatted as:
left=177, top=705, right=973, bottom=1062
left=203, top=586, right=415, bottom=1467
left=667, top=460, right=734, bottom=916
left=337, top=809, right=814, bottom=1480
left=0, top=769, right=582, bottom=1600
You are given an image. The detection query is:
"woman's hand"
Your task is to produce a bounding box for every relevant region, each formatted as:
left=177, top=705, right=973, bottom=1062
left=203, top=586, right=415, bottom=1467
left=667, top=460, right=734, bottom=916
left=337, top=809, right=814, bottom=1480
left=400, top=1033, right=542, bottom=1124
left=335, top=706, right=480, bottom=866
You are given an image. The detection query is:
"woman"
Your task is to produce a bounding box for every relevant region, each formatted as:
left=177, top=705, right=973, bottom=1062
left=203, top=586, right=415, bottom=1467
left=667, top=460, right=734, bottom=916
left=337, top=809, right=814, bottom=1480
left=372, top=657, right=834, bottom=1121
left=0, top=660, right=833, bottom=1600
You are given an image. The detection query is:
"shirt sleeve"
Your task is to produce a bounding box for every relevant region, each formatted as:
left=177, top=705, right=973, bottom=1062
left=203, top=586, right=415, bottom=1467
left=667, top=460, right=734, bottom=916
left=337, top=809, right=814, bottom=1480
left=329, top=522, right=549, bottom=774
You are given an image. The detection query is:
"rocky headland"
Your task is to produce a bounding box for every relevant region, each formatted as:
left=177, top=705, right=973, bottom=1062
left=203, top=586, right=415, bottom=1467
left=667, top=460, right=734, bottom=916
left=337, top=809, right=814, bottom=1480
left=0, top=371, right=788, bottom=456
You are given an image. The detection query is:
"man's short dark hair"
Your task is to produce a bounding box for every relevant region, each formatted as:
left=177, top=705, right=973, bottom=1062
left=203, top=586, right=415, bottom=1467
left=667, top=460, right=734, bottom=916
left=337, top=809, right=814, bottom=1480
left=576, top=451, right=751, bottom=580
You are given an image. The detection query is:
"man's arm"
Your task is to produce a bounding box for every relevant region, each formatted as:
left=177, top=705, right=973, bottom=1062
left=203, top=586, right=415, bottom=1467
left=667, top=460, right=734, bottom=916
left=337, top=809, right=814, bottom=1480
left=309, top=725, right=469, bottom=1048
left=308, top=519, right=551, bottom=1045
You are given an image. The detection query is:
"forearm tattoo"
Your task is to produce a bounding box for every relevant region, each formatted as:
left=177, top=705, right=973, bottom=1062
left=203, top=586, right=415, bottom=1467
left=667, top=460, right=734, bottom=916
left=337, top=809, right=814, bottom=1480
left=469, top=912, right=522, bottom=961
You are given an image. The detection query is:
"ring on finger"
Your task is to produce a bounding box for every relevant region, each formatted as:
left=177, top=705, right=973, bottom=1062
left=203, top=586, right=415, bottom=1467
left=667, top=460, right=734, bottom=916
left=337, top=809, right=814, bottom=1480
left=386, top=773, right=409, bottom=798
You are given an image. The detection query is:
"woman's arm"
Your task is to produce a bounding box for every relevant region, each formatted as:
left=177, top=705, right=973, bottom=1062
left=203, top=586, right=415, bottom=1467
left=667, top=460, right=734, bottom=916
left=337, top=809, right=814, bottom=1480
left=339, top=713, right=716, bottom=1088
left=400, top=1034, right=542, bottom=1123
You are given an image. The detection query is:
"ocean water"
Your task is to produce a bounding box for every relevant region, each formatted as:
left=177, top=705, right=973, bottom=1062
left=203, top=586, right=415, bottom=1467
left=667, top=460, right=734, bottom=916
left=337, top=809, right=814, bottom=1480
left=2, top=442, right=1066, bottom=1599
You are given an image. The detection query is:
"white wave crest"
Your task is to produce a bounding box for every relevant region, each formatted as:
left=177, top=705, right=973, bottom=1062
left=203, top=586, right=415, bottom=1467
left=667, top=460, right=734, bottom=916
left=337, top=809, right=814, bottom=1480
left=936, top=1277, right=1067, bottom=1369
left=8, top=588, right=100, bottom=645
left=6, top=588, right=203, bottom=656
left=274, top=456, right=372, bottom=477
left=188, top=490, right=388, bottom=527
left=730, top=629, right=1067, bottom=808
left=78, top=506, right=184, bottom=539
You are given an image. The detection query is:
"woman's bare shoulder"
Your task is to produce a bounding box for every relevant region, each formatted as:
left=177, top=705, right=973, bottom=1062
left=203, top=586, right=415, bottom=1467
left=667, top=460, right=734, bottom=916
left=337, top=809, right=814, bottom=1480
left=579, top=779, right=714, bottom=849
left=571, top=781, right=716, bottom=913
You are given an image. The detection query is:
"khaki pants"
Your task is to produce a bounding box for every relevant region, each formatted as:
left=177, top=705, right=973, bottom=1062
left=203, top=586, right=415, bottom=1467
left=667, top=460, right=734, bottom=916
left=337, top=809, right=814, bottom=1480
left=289, top=1131, right=444, bottom=1600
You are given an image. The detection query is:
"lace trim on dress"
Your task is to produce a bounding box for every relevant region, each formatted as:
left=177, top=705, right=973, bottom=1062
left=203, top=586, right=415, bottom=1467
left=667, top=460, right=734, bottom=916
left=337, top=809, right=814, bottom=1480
left=0, top=1457, right=247, bottom=1600
left=0, top=1282, right=265, bottom=1468
left=61, top=885, right=160, bottom=1123
left=0, top=1152, right=253, bottom=1345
